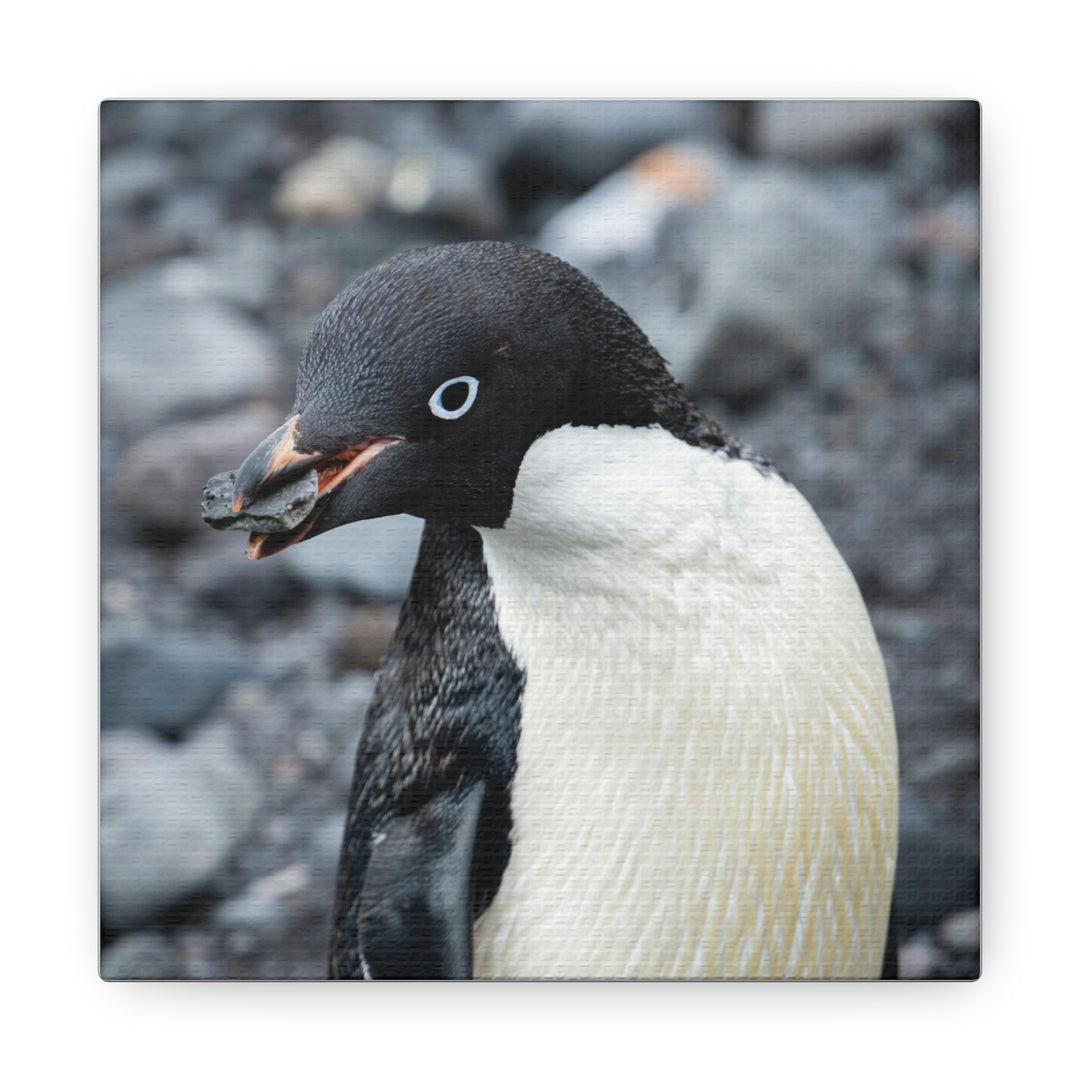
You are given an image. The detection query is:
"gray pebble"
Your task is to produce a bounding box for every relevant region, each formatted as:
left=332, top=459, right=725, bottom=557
left=202, top=468, right=319, bottom=534
left=100, top=726, right=260, bottom=930
left=101, top=931, right=179, bottom=980
left=101, top=631, right=249, bottom=736
left=938, top=909, right=980, bottom=954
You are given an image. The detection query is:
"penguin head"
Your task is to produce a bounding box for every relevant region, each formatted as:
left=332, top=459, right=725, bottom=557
left=230, top=242, right=689, bottom=557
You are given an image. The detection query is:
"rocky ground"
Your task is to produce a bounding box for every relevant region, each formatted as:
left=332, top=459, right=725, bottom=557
left=99, top=100, right=980, bottom=980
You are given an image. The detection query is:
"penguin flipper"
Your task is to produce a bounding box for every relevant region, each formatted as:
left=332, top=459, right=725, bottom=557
left=356, top=782, right=486, bottom=979
left=330, top=523, right=523, bottom=979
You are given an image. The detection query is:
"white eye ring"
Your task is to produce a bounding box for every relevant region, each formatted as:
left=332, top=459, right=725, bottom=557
left=429, top=376, right=479, bottom=420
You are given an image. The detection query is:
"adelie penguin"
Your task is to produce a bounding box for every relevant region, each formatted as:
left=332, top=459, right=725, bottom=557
left=208, top=241, right=899, bottom=980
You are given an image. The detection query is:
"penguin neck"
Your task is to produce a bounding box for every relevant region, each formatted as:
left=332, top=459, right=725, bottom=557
left=568, top=334, right=738, bottom=457
left=478, top=422, right=754, bottom=567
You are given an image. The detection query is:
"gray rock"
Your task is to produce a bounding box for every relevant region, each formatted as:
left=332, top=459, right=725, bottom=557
left=538, top=141, right=910, bottom=394
left=201, top=223, right=283, bottom=311
left=101, top=631, right=249, bottom=735
left=877, top=532, right=942, bottom=599
left=910, top=739, right=979, bottom=784
left=101, top=261, right=282, bottom=436
left=202, top=468, right=318, bottom=534
left=755, top=100, right=967, bottom=160
left=175, top=926, right=221, bottom=980
left=102, top=100, right=252, bottom=150
left=101, top=931, right=179, bottom=980
left=276, top=672, right=376, bottom=788
left=891, top=125, right=953, bottom=205
left=174, top=533, right=310, bottom=630
left=938, top=909, right=980, bottom=953
left=312, top=815, right=349, bottom=890
left=274, top=136, right=393, bottom=220
left=502, top=100, right=724, bottom=187
left=100, top=725, right=260, bottom=930
left=902, top=189, right=980, bottom=265
left=196, top=112, right=289, bottom=189
left=873, top=608, right=980, bottom=804
left=276, top=514, right=424, bottom=602
left=108, top=403, right=284, bottom=532
left=214, top=863, right=311, bottom=931
left=154, top=185, right=226, bottom=247
left=898, top=931, right=942, bottom=980
left=385, top=146, right=506, bottom=234
left=100, top=147, right=184, bottom=216
left=891, top=784, right=979, bottom=937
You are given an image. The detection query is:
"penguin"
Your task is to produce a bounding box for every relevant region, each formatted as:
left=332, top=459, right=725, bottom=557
left=225, top=241, right=899, bottom=980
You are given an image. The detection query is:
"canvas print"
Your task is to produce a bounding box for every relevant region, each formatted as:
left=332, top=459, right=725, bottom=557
left=100, top=100, right=979, bottom=979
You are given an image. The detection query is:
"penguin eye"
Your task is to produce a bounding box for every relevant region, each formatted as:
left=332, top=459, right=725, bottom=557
left=429, top=376, right=479, bottom=420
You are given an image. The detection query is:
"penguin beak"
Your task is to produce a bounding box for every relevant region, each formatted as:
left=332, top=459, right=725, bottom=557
left=230, top=416, right=323, bottom=513
left=230, top=414, right=403, bottom=560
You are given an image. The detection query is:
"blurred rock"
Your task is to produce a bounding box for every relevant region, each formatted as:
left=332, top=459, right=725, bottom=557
left=539, top=141, right=725, bottom=265
left=175, top=926, right=220, bottom=979
left=101, top=630, right=249, bottom=735
left=100, top=226, right=194, bottom=281
left=891, top=784, right=979, bottom=939
left=100, top=725, right=260, bottom=930
left=177, top=531, right=311, bottom=629
left=874, top=609, right=980, bottom=792
left=755, top=100, right=967, bottom=160
left=386, top=146, right=506, bottom=234
left=214, top=863, right=312, bottom=931
left=938, top=908, right=980, bottom=954
left=272, top=212, right=463, bottom=312
left=910, top=738, right=979, bottom=784
left=102, top=100, right=253, bottom=151
left=334, top=606, right=400, bottom=671
left=314, top=815, right=347, bottom=865
left=915, top=378, right=979, bottom=468
left=154, top=185, right=226, bottom=247
left=195, top=111, right=294, bottom=190
left=898, top=931, right=942, bottom=980
left=876, top=531, right=942, bottom=599
left=890, top=124, right=953, bottom=205
left=101, top=262, right=282, bottom=437
left=277, top=514, right=424, bottom=602
left=278, top=672, right=375, bottom=788
left=274, top=136, right=393, bottom=220
left=201, top=223, right=282, bottom=311
left=500, top=100, right=724, bottom=192
left=100, top=147, right=184, bottom=216
left=539, top=141, right=909, bottom=395
left=108, top=403, right=282, bottom=533
left=296, top=727, right=332, bottom=771
left=902, top=188, right=980, bottom=264
left=101, top=931, right=179, bottom=980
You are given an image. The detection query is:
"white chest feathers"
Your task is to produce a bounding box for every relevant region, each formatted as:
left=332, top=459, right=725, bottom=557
left=472, top=424, right=898, bottom=979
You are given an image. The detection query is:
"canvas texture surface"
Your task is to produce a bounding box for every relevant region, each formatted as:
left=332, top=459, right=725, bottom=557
left=99, top=100, right=979, bottom=980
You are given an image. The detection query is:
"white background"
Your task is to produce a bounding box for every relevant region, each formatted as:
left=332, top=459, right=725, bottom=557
left=4, top=2, right=1072, bottom=1075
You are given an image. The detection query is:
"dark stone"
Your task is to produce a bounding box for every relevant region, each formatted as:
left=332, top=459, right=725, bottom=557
left=202, top=468, right=318, bottom=534
left=101, top=263, right=282, bottom=437
left=101, top=931, right=179, bottom=980
left=101, top=631, right=249, bottom=735
left=498, top=100, right=725, bottom=208
left=891, top=784, right=979, bottom=938
left=754, top=101, right=968, bottom=161
left=100, top=726, right=259, bottom=930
